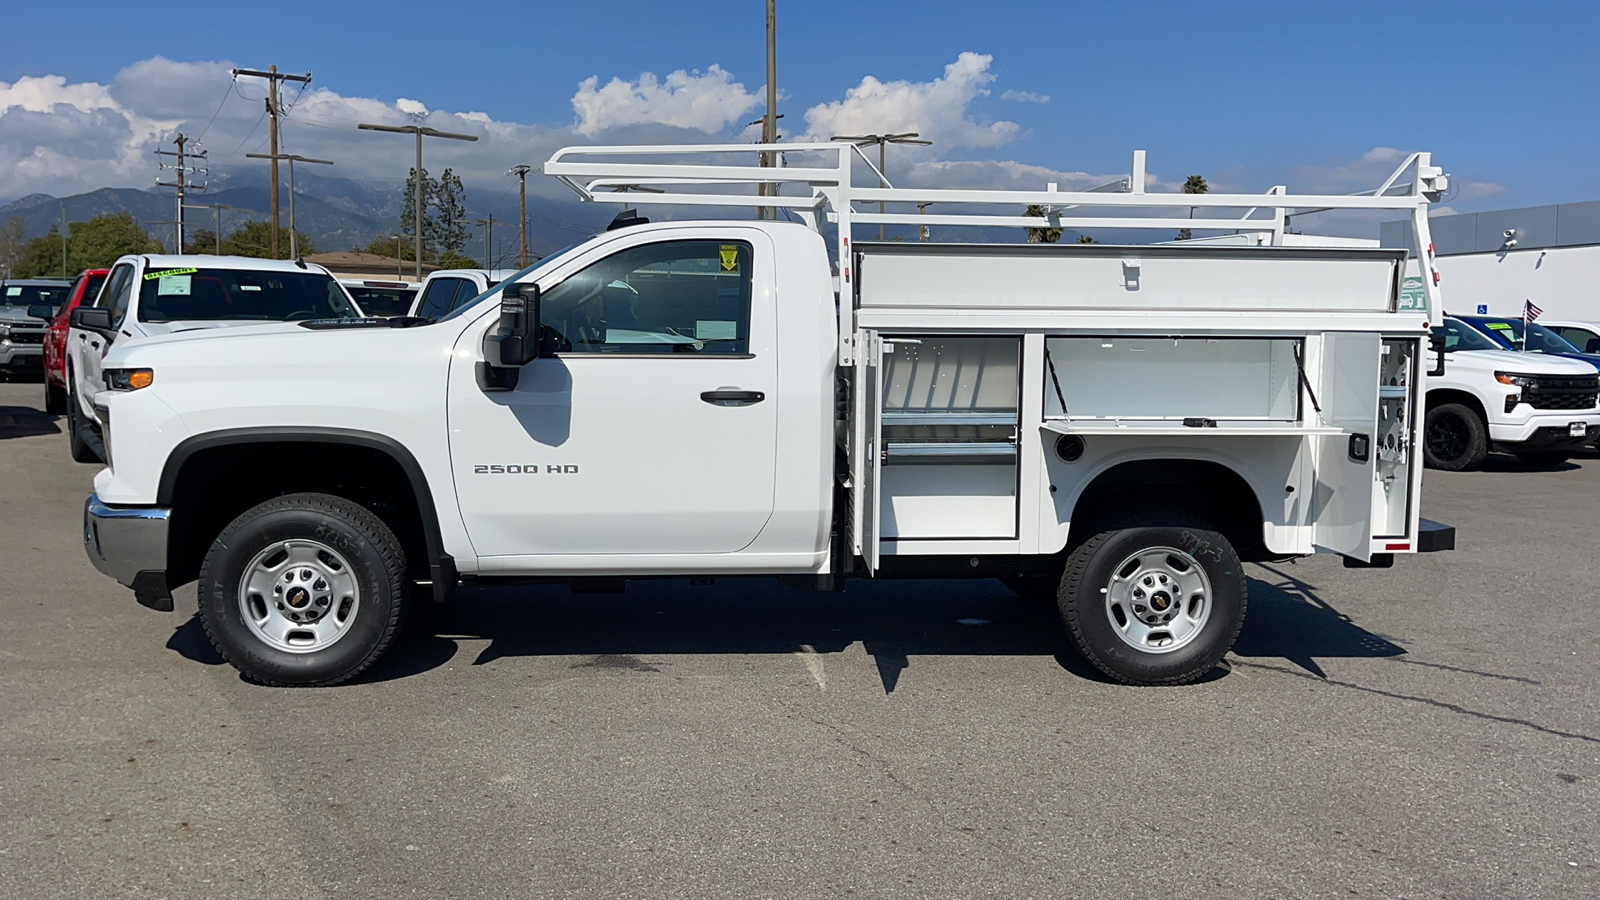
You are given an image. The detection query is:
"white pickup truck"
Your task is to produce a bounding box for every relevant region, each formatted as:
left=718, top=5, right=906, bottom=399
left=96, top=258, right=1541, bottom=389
left=66, top=255, right=365, bottom=462
left=81, top=143, right=1457, bottom=688
left=1422, top=318, right=1599, bottom=468
left=407, top=268, right=517, bottom=319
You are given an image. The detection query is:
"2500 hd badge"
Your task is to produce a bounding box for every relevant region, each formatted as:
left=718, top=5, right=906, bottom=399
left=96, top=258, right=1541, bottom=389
left=473, top=464, right=579, bottom=474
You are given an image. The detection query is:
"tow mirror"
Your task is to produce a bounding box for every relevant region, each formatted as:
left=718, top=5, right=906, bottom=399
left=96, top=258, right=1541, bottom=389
left=71, top=306, right=113, bottom=333
left=1427, top=334, right=1447, bottom=377
left=477, top=283, right=540, bottom=393
left=26, top=304, right=55, bottom=322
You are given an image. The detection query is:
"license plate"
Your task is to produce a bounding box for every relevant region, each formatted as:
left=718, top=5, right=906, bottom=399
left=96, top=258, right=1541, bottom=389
left=1571, top=422, right=1589, bottom=438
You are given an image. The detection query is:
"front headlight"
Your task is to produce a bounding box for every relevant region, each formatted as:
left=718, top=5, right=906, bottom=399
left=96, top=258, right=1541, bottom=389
left=0, top=323, right=11, bottom=339
left=104, top=368, right=154, bottom=391
left=1494, top=372, right=1537, bottom=387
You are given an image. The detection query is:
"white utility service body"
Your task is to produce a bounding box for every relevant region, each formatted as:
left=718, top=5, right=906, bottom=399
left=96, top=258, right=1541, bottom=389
left=81, top=143, right=1456, bottom=687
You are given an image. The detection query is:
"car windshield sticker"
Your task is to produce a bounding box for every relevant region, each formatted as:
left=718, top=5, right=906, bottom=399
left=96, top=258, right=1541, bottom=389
left=157, top=275, right=192, bottom=296
left=239, top=284, right=261, bottom=291
left=719, top=245, right=739, bottom=272
left=1485, top=322, right=1514, bottom=333
left=144, top=267, right=197, bottom=280
left=4, top=287, right=19, bottom=296
left=696, top=319, right=738, bottom=340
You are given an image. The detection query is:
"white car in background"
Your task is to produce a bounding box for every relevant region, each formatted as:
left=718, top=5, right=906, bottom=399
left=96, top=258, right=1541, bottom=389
left=338, top=279, right=418, bottom=319
left=1541, top=320, right=1600, bottom=354
left=65, top=255, right=364, bottom=462
left=406, top=269, right=518, bottom=319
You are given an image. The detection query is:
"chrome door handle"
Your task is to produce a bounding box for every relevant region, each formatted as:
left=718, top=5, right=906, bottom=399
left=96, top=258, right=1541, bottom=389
left=700, top=389, right=765, bottom=405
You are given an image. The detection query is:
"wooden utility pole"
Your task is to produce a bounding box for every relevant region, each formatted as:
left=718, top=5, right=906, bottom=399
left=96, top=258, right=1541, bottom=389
left=231, top=65, right=312, bottom=258
left=155, top=133, right=207, bottom=255
left=508, top=165, right=531, bottom=267
left=759, top=0, right=778, bottom=219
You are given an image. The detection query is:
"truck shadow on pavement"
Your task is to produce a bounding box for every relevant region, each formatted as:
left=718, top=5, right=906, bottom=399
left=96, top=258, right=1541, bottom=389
left=0, top=405, right=61, bottom=439
left=287, top=567, right=1408, bottom=691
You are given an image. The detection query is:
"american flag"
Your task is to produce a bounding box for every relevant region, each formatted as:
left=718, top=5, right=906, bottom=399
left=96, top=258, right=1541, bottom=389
left=1524, top=299, right=1543, bottom=324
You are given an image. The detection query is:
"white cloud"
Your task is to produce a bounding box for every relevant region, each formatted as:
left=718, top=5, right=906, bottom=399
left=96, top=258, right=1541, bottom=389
left=800, top=52, right=1020, bottom=150
left=394, top=98, right=429, bottom=118
left=1000, top=90, right=1050, bottom=105
left=1455, top=181, right=1507, bottom=199
left=571, top=65, right=763, bottom=137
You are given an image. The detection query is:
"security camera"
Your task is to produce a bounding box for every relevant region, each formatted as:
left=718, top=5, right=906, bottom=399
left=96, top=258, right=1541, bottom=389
left=1503, top=228, right=1516, bottom=238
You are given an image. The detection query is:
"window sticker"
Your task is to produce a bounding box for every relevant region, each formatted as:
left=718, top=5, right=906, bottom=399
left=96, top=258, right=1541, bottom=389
left=157, top=275, right=192, bottom=296
left=239, top=284, right=261, bottom=291
left=719, top=245, right=739, bottom=272
left=696, top=319, right=738, bottom=340
left=4, top=287, right=19, bottom=297
left=144, top=267, right=197, bottom=280
left=1485, top=322, right=1513, bottom=333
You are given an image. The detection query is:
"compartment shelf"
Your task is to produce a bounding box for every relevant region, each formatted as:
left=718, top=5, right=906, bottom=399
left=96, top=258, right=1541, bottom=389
left=1041, top=419, right=1344, bottom=437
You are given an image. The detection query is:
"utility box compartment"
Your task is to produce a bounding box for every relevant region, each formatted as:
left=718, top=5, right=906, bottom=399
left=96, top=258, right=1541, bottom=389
left=1043, top=336, right=1300, bottom=421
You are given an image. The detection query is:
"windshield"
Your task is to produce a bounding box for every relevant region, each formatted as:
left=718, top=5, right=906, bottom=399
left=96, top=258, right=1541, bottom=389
left=1435, top=319, right=1503, bottom=352
left=437, top=247, right=580, bottom=322
left=137, top=267, right=360, bottom=323
left=2, top=283, right=70, bottom=308
left=1469, top=319, right=1582, bottom=354
left=344, top=286, right=416, bottom=318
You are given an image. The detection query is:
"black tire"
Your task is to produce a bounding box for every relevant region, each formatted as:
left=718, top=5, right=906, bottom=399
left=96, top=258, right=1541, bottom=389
left=65, top=379, right=101, bottom=463
left=1513, top=451, right=1570, bottom=467
left=1059, top=510, right=1247, bottom=685
left=44, top=379, right=66, bottom=415
left=1423, top=402, right=1487, bottom=471
left=197, top=493, right=408, bottom=687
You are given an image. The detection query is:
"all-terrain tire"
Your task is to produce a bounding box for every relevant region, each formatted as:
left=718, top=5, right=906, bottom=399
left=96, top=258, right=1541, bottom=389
left=1059, top=509, right=1247, bottom=685
left=44, top=379, right=66, bottom=415
left=1423, top=403, right=1487, bottom=471
left=197, top=493, right=408, bottom=687
left=66, top=380, right=101, bottom=463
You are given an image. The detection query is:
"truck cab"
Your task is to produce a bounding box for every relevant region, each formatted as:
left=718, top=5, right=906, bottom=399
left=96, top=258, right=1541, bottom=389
left=407, top=268, right=517, bottom=319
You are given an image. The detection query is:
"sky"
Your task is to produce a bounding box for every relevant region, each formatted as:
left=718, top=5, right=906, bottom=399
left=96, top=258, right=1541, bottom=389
left=2, top=0, right=1597, bottom=236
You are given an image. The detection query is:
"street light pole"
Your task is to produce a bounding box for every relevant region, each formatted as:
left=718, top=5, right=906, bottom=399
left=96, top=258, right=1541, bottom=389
left=247, top=152, right=333, bottom=258
left=357, top=123, right=478, bottom=278
left=828, top=132, right=933, bottom=240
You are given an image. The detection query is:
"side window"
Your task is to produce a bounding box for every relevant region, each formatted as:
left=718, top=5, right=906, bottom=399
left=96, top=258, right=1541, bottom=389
left=102, top=266, right=135, bottom=326
left=448, top=279, right=484, bottom=314
left=417, top=278, right=467, bottom=319
left=1558, top=327, right=1600, bottom=353
left=539, top=240, right=752, bottom=355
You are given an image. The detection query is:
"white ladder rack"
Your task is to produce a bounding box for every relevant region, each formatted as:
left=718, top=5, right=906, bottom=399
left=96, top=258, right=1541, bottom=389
left=543, top=143, right=1448, bottom=364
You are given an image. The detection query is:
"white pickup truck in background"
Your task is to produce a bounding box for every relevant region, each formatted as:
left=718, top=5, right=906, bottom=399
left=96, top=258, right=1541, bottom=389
left=79, top=143, right=1458, bottom=689
left=66, top=255, right=365, bottom=462
left=407, top=268, right=517, bottom=319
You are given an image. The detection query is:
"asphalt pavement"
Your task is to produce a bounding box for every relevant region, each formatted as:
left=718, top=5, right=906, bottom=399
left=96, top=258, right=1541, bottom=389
left=2, top=376, right=1596, bottom=899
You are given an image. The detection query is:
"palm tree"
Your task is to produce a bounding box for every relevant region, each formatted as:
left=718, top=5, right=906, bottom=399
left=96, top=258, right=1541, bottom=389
left=1178, top=175, right=1209, bottom=241
left=1023, top=204, right=1063, bottom=243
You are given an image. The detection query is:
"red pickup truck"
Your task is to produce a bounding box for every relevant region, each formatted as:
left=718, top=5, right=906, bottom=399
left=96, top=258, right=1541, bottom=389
left=43, top=269, right=108, bottom=414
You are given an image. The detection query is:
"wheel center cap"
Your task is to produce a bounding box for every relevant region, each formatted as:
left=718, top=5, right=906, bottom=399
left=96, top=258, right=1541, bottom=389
left=286, top=587, right=311, bottom=608
left=1150, top=591, right=1172, bottom=612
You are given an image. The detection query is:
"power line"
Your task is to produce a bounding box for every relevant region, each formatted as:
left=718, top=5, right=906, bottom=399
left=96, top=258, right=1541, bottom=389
left=232, top=65, right=313, bottom=258
left=155, top=133, right=208, bottom=256
left=193, top=76, right=236, bottom=144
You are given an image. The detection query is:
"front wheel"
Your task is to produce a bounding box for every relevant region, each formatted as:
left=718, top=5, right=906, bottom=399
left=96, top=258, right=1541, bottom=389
left=1422, top=403, right=1487, bottom=471
left=1059, top=510, right=1247, bottom=685
left=197, top=493, right=408, bottom=686
left=65, top=380, right=101, bottom=463
left=44, top=379, right=66, bottom=415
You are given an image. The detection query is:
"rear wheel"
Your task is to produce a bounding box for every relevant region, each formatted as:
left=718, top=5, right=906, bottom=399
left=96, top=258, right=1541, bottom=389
left=1423, top=403, right=1487, bottom=471
left=1059, top=510, right=1247, bottom=685
left=44, top=379, right=66, bottom=415
left=197, top=493, right=408, bottom=686
left=1513, top=451, right=1570, bottom=467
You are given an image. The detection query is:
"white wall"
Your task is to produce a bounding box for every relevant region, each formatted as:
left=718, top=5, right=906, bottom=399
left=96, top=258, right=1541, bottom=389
left=1434, top=244, right=1600, bottom=321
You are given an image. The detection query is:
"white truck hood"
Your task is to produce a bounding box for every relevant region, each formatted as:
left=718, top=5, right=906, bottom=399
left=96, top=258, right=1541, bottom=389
left=1447, top=349, right=1598, bottom=375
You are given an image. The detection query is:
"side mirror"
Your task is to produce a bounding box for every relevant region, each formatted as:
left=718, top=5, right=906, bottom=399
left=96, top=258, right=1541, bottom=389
left=1427, top=334, right=1447, bottom=377
left=71, top=306, right=113, bottom=333
left=477, top=283, right=540, bottom=393
left=26, top=304, right=55, bottom=322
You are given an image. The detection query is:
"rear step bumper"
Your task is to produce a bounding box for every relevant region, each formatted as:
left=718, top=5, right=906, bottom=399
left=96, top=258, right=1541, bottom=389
left=1417, top=518, right=1456, bottom=553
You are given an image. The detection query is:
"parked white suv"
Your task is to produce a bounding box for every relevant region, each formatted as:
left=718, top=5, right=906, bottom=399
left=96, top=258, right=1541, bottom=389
left=1424, top=317, right=1600, bottom=469
left=66, top=255, right=364, bottom=462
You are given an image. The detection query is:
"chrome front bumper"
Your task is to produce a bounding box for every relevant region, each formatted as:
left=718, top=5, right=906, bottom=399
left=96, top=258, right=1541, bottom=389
left=83, top=493, right=174, bottom=610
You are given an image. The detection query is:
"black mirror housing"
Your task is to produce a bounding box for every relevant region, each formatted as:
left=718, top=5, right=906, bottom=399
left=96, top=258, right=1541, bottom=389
left=26, top=304, right=55, bottom=322
left=478, top=283, right=540, bottom=393
left=71, top=306, right=113, bottom=332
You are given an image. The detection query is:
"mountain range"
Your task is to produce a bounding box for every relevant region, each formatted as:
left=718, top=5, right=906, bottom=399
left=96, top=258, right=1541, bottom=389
left=0, top=168, right=615, bottom=264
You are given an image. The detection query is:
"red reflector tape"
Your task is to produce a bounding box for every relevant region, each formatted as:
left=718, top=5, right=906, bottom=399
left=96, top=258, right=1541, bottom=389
left=1433, top=271, right=1440, bottom=284
left=1385, top=543, right=1410, bottom=551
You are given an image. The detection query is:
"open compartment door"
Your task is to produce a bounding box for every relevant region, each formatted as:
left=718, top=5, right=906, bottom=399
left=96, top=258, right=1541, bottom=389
left=850, top=332, right=885, bottom=573
left=1312, top=332, right=1382, bottom=560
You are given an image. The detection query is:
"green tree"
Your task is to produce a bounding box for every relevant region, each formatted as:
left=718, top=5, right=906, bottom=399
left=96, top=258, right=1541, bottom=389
left=436, top=250, right=478, bottom=269
left=401, top=166, right=438, bottom=259
left=184, top=229, right=219, bottom=255
left=1023, top=204, right=1062, bottom=244
left=219, top=221, right=318, bottom=258
left=11, top=212, right=163, bottom=277
left=1177, top=174, right=1209, bottom=241
left=430, top=168, right=468, bottom=257
left=362, top=236, right=415, bottom=260
left=0, top=215, right=24, bottom=277
left=1076, top=234, right=1098, bottom=244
